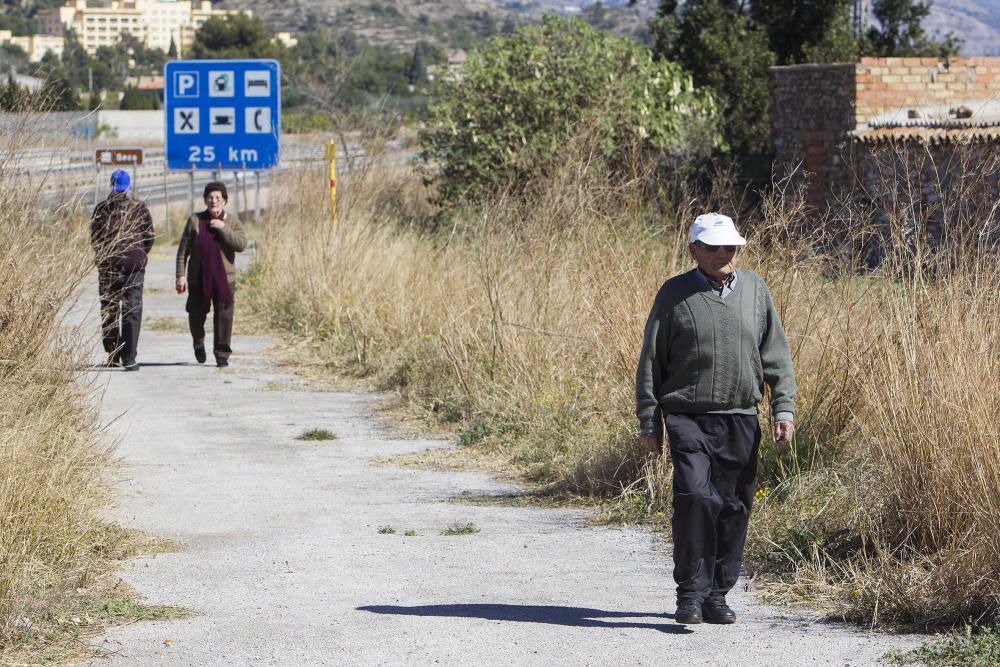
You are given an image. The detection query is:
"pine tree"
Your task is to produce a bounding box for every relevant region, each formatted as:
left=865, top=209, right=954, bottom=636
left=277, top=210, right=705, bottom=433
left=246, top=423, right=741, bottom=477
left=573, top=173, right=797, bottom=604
left=652, top=0, right=775, bottom=155
left=866, top=0, right=960, bottom=56
left=405, top=42, right=427, bottom=87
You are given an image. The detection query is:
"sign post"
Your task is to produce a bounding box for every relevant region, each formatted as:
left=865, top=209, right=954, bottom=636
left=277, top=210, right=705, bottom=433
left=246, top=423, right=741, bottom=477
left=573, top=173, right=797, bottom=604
left=325, top=140, right=337, bottom=229
left=94, top=146, right=145, bottom=203
left=164, top=59, right=281, bottom=213
left=95, top=147, right=144, bottom=166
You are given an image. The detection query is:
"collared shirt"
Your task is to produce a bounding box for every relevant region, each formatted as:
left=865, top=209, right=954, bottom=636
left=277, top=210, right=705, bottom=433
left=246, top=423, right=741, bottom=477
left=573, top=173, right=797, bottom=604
left=693, top=267, right=738, bottom=299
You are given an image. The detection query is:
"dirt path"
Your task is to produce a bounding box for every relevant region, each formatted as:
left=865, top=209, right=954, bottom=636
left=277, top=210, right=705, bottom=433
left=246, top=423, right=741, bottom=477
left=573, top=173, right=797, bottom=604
left=79, top=252, right=924, bottom=666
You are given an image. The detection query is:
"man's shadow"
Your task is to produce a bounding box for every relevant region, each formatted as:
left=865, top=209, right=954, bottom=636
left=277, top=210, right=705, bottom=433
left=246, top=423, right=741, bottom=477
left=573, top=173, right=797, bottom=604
left=357, top=604, right=692, bottom=634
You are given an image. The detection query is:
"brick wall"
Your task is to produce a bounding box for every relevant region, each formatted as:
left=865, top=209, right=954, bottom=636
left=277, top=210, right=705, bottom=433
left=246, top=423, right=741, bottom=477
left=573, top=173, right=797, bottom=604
left=852, top=142, right=1000, bottom=266
left=769, top=63, right=856, bottom=206
left=855, top=57, right=1000, bottom=122
left=770, top=57, right=1000, bottom=209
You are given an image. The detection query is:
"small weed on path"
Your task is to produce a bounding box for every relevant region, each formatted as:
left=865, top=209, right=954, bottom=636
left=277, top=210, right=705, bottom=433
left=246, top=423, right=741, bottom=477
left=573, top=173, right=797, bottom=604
left=377, top=526, right=420, bottom=536
left=143, top=316, right=188, bottom=332
left=296, top=428, right=337, bottom=441
left=441, top=522, right=480, bottom=536
left=888, top=625, right=1000, bottom=666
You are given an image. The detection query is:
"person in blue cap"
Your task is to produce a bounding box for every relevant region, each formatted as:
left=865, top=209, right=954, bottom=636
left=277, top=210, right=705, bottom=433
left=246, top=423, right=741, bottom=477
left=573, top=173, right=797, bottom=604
left=90, top=169, right=155, bottom=371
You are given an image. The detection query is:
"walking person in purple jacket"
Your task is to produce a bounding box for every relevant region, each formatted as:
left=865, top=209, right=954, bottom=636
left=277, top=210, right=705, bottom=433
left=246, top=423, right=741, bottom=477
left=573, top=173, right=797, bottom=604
left=175, top=181, right=247, bottom=368
left=636, top=212, right=796, bottom=625
left=90, top=169, right=155, bottom=371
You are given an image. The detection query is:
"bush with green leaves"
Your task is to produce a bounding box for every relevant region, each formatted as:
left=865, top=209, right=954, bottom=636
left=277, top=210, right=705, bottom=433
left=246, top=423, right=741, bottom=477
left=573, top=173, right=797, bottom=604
left=418, top=15, right=720, bottom=206
left=120, top=86, right=160, bottom=111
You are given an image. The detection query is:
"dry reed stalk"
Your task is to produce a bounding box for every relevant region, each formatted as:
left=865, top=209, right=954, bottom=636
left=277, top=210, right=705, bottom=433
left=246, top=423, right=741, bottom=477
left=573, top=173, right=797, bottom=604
left=0, top=112, right=113, bottom=647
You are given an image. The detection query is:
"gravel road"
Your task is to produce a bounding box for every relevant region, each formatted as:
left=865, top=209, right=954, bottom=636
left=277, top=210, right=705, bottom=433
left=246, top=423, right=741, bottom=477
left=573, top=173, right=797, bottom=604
left=78, top=253, right=926, bottom=666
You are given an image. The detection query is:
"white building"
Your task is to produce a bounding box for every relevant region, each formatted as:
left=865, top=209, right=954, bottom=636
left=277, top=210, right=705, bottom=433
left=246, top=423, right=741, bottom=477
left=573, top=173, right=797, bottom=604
left=0, top=30, right=65, bottom=62
left=36, top=0, right=249, bottom=56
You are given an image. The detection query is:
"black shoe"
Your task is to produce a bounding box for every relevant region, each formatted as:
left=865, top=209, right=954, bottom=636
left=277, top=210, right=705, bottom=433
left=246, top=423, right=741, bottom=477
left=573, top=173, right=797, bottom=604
left=702, top=598, right=736, bottom=624
left=216, top=357, right=229, bottom=368
left=123, top=362, right=140, bottom=372
left=675, top=599, right=703, bottom=624
left=194, top=345, right=206, bottom=364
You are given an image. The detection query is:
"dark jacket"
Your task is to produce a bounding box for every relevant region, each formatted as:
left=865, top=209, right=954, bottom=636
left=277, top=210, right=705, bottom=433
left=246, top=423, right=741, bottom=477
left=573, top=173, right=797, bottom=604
left=90, top=193, right=155, bottom=273
left=175, top=210, right=247, bottom=285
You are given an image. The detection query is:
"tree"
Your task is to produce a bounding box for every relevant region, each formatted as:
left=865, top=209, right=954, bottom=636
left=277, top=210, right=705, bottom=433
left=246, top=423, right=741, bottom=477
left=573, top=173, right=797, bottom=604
left=0, top=12, right=35, bottom=36
left=419, top=15, right=720, bottom=206
left=117, top=31, right=166, bottom=73
left=0, top=43, right=29, bottom=73
left=405, top=41, right=428, bottom=87
left=651, top=0, right=953, bottom=158
left=652, top=0, right=775, bottom=155
left=40, top=74, right=81, bottom=111
left=0, top=74, right=31, bottom=111
left=750, top=0, right=857, bottom=64
left=285, top=29, right=416, bottom=116
left=168, top=37, right=178, bottom=59
left=801, top=9, right=861, bottom=63
left=188, top=14, right=285, bottom=60
left=60, top=29, right=91, bottom=90
left=866, top=0, right=960, bottom=56
left=92, top=45, right=125, bottom=90
left=120, top=86, right=160, bottom=110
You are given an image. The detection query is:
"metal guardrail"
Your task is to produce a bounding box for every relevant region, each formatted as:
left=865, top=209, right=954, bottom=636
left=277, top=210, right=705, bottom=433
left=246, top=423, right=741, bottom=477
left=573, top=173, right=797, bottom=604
left=7, top=138, right=416, bottom=217
left=10, top=139, right=411, bottom=196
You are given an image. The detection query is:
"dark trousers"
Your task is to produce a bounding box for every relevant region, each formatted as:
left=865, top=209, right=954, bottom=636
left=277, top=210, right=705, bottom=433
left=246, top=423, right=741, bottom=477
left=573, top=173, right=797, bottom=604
left=98, top=268, right=145, bottom=366
left=186, top=283, right=234, bottom=361
left=665, top=413, right=761, bottom=604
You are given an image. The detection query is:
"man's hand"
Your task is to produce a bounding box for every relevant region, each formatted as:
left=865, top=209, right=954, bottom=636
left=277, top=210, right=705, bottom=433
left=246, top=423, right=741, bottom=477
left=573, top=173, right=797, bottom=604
left=640, top=433, right=663, bottom=456
left=774, top=420, right=794, bottom=444
left=176, top=276, right=187, bottom=294
left=208, top=218, right=226, bottom=229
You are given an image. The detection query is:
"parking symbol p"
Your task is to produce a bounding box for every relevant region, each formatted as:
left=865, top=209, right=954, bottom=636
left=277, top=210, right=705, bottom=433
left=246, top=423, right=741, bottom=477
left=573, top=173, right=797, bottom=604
left=174, top=71, right=198, bottom=98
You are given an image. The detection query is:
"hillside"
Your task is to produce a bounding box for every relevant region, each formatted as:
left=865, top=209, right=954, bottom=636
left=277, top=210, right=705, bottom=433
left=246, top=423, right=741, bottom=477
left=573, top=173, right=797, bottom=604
left=218, top=0, right=655, bottom=50
left=223, top=0, right=995, bottom=56
left=926, top=0, right=1000, bottom=55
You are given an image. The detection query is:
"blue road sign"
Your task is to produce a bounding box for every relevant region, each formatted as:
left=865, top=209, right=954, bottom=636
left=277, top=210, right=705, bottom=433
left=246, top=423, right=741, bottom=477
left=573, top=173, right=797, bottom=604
left=164, top=59, right=281, bottom=170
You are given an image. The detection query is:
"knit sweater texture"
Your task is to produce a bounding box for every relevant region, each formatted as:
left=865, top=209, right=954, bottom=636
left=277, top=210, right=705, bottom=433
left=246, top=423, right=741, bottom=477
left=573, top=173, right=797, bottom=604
left=635, top=268, right=796, bottom=430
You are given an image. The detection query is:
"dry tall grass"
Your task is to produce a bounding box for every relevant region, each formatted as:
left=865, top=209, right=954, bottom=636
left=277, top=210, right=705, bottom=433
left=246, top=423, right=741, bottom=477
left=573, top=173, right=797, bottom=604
left=245, top=140, right=1000, bottom=628
left=0, top=115, right=114, bottom=648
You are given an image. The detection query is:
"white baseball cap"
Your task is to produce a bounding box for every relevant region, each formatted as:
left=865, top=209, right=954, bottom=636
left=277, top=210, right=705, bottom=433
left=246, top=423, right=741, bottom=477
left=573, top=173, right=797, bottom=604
left=689, top=212, right=747, bottom=246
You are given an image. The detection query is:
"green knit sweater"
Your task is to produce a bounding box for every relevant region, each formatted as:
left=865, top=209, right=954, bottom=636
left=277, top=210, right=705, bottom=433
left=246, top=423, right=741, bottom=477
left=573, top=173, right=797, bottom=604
left=635, top=268, right=796, bottom=430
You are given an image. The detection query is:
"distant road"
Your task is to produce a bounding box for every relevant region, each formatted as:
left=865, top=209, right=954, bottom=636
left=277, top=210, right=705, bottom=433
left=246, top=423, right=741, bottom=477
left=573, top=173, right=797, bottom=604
left=14, top=139, right=415, bottom=217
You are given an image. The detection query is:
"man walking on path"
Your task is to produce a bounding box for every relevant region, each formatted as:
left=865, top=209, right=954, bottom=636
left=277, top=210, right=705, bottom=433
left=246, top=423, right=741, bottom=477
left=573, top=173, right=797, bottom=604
left=90, top=169, right=155, bottom=371
left=635, top=212, right=796, bottom=625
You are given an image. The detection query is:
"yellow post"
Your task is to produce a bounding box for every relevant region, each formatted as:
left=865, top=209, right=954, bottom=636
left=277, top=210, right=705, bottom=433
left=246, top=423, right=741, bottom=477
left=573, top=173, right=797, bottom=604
left=324, top=140, right=337, bottom=229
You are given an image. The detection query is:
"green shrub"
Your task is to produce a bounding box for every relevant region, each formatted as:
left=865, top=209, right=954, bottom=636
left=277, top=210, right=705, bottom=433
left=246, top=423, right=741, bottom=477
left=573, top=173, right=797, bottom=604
left=418, top=15, right=720, bottom=206
left=119, top=87, right=160, bottom=111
